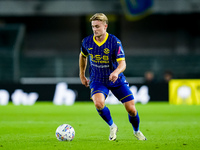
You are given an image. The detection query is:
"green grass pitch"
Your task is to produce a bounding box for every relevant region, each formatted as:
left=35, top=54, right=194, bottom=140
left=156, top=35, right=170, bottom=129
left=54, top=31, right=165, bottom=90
left=0, top=102, right=200, bottom=150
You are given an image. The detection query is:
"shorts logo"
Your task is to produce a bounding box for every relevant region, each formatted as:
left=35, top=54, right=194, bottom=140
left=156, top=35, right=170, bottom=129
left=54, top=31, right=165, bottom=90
left=91, top=88, right=94, bottom=93
left=104, top=48, right=110, bottom=54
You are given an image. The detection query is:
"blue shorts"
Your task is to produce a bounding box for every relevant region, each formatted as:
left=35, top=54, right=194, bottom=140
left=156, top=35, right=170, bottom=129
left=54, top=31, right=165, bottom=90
left=90, top=78, right=134, bottom=103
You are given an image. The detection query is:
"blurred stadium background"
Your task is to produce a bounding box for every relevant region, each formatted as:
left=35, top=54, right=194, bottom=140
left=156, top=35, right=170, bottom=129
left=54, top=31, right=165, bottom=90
left=0, top=0, right=200, bottom=104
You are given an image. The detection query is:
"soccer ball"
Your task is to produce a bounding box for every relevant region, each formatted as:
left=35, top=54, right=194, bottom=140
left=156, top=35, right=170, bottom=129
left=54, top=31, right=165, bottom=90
left=55, top=124, right=75, bottom=141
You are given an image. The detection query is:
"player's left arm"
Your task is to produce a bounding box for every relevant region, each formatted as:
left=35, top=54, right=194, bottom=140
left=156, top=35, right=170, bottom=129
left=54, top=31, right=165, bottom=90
left=109, top=38, right=126, bottom=83
left=109, top=60, right=126, bottom=83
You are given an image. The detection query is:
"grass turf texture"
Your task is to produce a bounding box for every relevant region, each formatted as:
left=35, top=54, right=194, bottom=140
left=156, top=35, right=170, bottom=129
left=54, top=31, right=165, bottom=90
left=0, top=102, right=199, bottom=150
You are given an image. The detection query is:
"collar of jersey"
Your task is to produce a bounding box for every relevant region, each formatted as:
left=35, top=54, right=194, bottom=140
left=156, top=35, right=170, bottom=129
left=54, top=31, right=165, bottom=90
left=93, top=33, right=109, bottom=47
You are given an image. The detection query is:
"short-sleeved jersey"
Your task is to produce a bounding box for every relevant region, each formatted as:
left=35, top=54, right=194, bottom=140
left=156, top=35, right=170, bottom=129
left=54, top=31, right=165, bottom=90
left=81, top=33, right=126, bottom=84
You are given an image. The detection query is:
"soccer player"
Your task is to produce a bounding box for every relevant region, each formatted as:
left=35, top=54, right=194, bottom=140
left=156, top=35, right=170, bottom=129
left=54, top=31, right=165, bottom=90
left=79, top=13, right=147, bottom=141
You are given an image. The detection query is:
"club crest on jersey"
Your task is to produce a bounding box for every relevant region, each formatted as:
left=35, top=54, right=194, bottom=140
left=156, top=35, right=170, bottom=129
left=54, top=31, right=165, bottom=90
left=104, top=48, right=110, bottom=54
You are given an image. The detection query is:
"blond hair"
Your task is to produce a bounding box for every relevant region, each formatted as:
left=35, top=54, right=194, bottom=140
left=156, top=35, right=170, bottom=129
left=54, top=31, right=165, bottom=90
left=90, top=13, right=108, bottom=24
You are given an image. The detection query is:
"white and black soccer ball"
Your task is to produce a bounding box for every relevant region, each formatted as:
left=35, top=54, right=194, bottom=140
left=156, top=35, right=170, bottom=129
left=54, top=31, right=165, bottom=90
left=55, top=124, right=75, bottom=141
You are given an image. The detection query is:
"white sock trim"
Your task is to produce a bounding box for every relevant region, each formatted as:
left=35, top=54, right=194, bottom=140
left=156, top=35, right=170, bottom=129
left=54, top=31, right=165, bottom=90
left=110, top=123, right=117, bottom=128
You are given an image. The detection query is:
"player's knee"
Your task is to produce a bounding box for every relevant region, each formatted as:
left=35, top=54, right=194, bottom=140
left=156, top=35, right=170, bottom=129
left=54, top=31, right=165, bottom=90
left=94, top=101, right=104, bottom=109
left=127, top=108, right=137, bottom=116
left=92, top=93, right=105, bottom=109
left=95, top=103, right=104, bottom=110
left=124, top=100, right=137, bottom=116
left=125, top=104, right=137, bottom=116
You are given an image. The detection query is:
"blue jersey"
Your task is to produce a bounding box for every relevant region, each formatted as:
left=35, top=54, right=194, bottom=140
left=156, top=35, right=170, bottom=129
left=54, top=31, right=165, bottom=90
left=81, top=33, right=126, bottom=84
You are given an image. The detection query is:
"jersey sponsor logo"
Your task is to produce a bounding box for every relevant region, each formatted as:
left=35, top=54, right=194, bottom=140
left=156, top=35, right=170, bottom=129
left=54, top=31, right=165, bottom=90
left=89, top=48, right=110, bottom=64
left=89, top=54, right=109, bottom=64
left=103, top=55, right=109, bottom=60
left=91, top=64, right=109, bottom=68
left=94, top=55, right=102, bottom=61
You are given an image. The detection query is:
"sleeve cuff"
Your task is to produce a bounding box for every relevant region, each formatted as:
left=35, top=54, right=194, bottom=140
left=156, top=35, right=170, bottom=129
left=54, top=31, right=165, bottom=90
left=81, top=51, right=88, bottom=57
left=116, top=57, right=125, bottom=62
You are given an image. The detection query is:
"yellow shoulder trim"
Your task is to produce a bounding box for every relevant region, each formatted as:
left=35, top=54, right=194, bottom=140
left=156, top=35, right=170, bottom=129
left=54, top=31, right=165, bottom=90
left=117, top=58, right=125, bottom=62
left=81, top=51, right=88, bottom=57
left=93, top=33, right=109, bottom=47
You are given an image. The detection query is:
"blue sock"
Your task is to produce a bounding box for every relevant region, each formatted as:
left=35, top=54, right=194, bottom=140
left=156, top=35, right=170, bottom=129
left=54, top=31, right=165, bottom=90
left=97, top=106, right=113, bottom=126
left=128, top=112, right=140, bottom=132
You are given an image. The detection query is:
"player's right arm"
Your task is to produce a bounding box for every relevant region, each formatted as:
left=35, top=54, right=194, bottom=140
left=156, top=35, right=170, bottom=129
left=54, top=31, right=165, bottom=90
left=79, top=53, right=89, bottom=87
